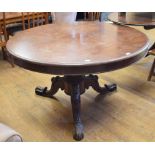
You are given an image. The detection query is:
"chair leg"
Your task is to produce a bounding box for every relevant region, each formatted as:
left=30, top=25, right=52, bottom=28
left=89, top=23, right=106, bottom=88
left=8, top=55, right=15, bottom=68
left=6, top=51, right=14, bottom=68
left=2, top=47, right=7, bottom=60
left=148, top=58, right=155, bottom=81
left=2, top=47, right=14, bottom=67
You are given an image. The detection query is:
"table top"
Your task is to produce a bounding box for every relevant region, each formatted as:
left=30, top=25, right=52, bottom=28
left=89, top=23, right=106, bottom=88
left=7, top=22, right=150, bottom=75
left=108, top=12, right=155, bottom=26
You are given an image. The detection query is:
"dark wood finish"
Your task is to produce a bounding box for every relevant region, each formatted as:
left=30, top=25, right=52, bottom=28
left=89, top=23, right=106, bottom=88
left=6, top=22, right=149, bottom=141
left=84, top=74, right=117, bottom=93
left=35, top=76, right=65, bottom=97
left=7, top=22, right=149, bottom=75
left=35, top=74, right=117, bottom=140
left=108, top=12, right=155, bottom=26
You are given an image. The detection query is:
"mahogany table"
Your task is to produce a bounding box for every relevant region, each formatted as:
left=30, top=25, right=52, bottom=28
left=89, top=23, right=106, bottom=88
left=6, top=22, right=150, bottom=141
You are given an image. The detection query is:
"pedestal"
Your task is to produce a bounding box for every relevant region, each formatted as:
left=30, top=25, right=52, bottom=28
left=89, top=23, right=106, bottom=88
left=35, top=74, right=117, bottom=141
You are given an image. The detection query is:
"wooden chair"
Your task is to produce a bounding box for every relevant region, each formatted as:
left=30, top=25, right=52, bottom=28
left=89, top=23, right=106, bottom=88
left=0, top=25, right=7, bottom=59
left=22, top=12, right=49, bottom=30
left=147, top=49, right=155, bottom=81
left=0, top=13, right=14, bottom=67
left=0, top=13, right=7, bottom=54
left=6, top=12, right=49, bottom=36
left=84, top=12, right=101, bottom=21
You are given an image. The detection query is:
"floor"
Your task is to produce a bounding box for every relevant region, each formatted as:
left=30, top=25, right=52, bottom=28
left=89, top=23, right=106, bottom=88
left=0, top=51, right=155, bottom=141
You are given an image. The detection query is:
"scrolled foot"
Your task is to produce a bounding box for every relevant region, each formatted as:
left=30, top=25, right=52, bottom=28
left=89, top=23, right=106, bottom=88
left=35, top=86, right=47, bottom=96
left=35, top=76, right=65, bottom=98
left=85, top=74, right=117, bottom=94
left=73, top=133, right=84, bottom=141
left=104, top=83, right=117, bottom=92
left=73, top=123, right=84, bottom=141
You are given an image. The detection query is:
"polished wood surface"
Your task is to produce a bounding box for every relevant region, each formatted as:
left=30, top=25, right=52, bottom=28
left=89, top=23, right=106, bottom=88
left=1, top=54, right=155, bottom=141
left=7, top=22, right=150, bottom=75
left=108, top=12, right=155, bottom=26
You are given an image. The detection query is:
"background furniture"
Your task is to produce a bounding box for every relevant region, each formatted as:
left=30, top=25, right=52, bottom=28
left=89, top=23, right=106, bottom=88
left=76, top=12, right=101, bottom=21
left=0, top=13, right=14, bottom=67
left=0, top=123, right=22, bottom=142
left=148, top=49, right=155, bottom=81
left=0, top=12, right=49, bottom=38
left=52, top=12, right=77, bottom=24
left=108, top=12, right=155, bottom=81
left=0, top=12, right=49, bottom=25
left=84, top=12, right=101, bottom=21
left=0, top=12, right=7, bottom=59
left=7, top=22, right=149, bottom=141
left=108, top=12, right=155, bottom=27
left=5, top=12, right=49, bottom=36
left=22, top=12, right=49, bottom=30
left=100, top=12, right=111, bottom=21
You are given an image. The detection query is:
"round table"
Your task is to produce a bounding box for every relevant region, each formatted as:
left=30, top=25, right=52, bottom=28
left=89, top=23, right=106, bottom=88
left=7, top=22, right=150, bottom=141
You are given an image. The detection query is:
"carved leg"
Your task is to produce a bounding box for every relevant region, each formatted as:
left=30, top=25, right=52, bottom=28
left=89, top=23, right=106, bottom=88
left=1, top=47, right=14, bottom=67
left=85, top=74, right=117, bottom=94
left=2, top=47, right=7, bottom=60
left=34, top=74, right=117, bottom=141
left=35, top=76, right=64, bottom=97
left=71, top=83, right=84, bottom=141
left=6, top=49, right=15, bottom=67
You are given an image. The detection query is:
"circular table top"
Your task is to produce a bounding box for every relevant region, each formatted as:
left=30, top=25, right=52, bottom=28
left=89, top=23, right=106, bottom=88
left=7, top=22, right=150, bottom=75
left=108, top=12, right=155, bottom=26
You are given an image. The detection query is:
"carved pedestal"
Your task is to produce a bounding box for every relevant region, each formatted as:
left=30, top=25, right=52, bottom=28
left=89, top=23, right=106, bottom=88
left=35, top=74, right=117, bottom=141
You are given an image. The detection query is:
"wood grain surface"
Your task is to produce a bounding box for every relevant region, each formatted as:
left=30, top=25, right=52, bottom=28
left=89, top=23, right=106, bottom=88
left=7, top=22, right=150, bottom=75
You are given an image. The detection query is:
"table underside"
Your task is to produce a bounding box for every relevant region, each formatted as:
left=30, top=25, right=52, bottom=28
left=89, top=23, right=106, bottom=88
left=35, top=74, right=117, bottom=141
